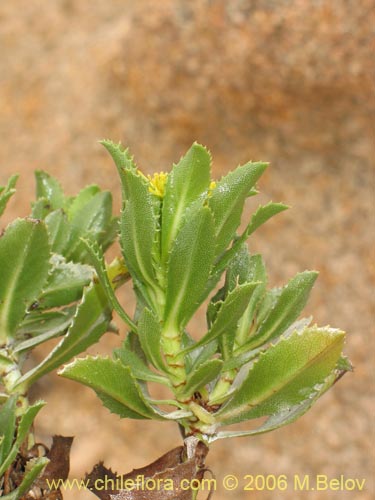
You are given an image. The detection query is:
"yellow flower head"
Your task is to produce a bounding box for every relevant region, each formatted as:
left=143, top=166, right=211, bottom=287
left=147, top=172, right=168, bottom=198
left=208, top=180, right=217, bottom=197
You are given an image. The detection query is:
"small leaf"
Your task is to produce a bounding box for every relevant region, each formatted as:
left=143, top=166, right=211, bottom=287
left=0, top=174, right=18, bottom=217
left=0, top=219, right=50, bottom=342
left=35, top=171, right=64, bottom=210
left=14, top=308, right=76, bottom=353
left=216, top=326, right=345, bottom=425
left=244, top=202, right=289, bottom=238
left=59, top=356, right=162, bottom=420
left=161, top=143, right=211, bottom=260
left=246, top=270, right=319, bottom=349
left=66, top=185, right=101, bottom=220
left=1, top=457, right=49, bottom=500
left=181, top=359, right=223, bottom=398
left=164, top=206, right=215, bottom=329
left=233, top=254, right=267, bottom=347
left=0, top=395, right=17, bottom=463
left=208, top=161, right=268, bottom=257
left=184, top=282, right=258, bottom=354
left=44, top=209, right=70, bottom=254
left=82, top=239, right=136, bottom=331
left=66, top=191, right=114, bottom=262
left=0, top=401, right=45, bottom=477
left=38, top=255, right=93, bottom=309
left=138, top=308, right=166, bottom=372
left=114, top=341, right=170, bottom=386
left=14, top=281, right=112, bottom=392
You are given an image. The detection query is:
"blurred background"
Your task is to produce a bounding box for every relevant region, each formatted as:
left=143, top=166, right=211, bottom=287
left=0, top=1, right=373, bottom=498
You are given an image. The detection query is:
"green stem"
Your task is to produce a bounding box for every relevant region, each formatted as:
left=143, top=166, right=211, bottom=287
left=161, top=323, right=188, bottom=400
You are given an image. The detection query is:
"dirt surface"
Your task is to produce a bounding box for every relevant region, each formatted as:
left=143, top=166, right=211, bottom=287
left=0, top=1, right=374, bottom=499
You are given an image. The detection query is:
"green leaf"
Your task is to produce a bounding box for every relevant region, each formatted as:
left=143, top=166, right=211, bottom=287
left=101, top=140, right=136, bottom=173
left=35, top=170, right=64, bottom=210
left=1, top=457, right=49, bottom=500
left=138, top=308, right=166, bottom=372
left=184, top=282, right=258, bottom=354
left=44, top=209, right=70, bottom=254
left=82, top=239, right=136, bottom=331
left=164, top=206, right=215, bottom=329
left=0, top=395, right=17, bottom=463
left=66, top=185, right=100, bottom=220
left=211, top=369, right=342, bottom=441
left=14, top=308, right=76, bottom=353
left=0, top=174, right=18, bottom=217
left=0, top=219, right=50, bottom=342
left=38, top=255, right=93, bottom=309
left=114, top=342, right=170, bottom=386
left=30, top=198, right=52, bottom=219
left=161, top=143, right=211, bottom=260
left=243, top=202, right=289, bottom=238
left=0, top=401, right=45, bottom=477
left=233, top=254, right=267, bottom=347
left=181, top=359, right=223, bottom=398
left=208, top=161, right=268, bottom=257
left=216, top=326, right=345, bottom=425
left=14, top=281, right=112, bottom=392
left=246, top=270, right=319, bottom=349
left=120, top=169, right=158, bottom=291
left=59, top=356, right=161, bottom=420
left=186, top=337, right=218, bottom=374
left=66, top=191, right=113, bottom=262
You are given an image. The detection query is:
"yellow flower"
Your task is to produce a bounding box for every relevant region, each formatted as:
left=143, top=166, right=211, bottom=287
left=208, top=180, right=217, bottom=197
left=147, top=172, right=168, bottom=198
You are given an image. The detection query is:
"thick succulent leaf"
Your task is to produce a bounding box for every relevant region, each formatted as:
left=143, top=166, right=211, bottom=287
left=0, top=174, right=18, bottom=217
left=114, top=342, right=170, bottom=386
left=161, top=143, right=211, bottom=260
left=59, top=356, right=162, bottom=420
left=65, top=191, right=113, bottom=262
left=38, top=255, right=93, bottom=309
left=120, top=169, right=158, bottom=289
left=211, top=369, right=342, bottom=441
left=82, top=239, right=136, bottom=331
left=181, top=359, right=223, bottom=398
left=14, top=281, right=111, bottom=392
left=35, top=171, right=65, bottom=210
left=216, top=326, right=345, bottom=425
left=14, top=308, right=76, bottom=353
left=164, top=206, right=215, bottom=329
left=0, top=401, right=45, bottom=477
left=1, top=457, right=49, bottom=500
left=246, top=270, right=318, bottom=349
left=0, top=219, right=50, bottom=341
left=184, top=282, right=258, bottom=354
left=138, top=308, right=166, bottom=372
left=0, top=395, right=17, bottom=463
left=44, top=209, right=70, bottom=254
left=208, top=162, right=268, bottom=257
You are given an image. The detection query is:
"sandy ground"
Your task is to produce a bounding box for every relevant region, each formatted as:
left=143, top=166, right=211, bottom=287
left=0, top=1, right=374, bottom=499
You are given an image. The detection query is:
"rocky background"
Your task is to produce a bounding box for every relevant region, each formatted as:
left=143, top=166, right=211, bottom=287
left=0, top=1, right=373, bottom=499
